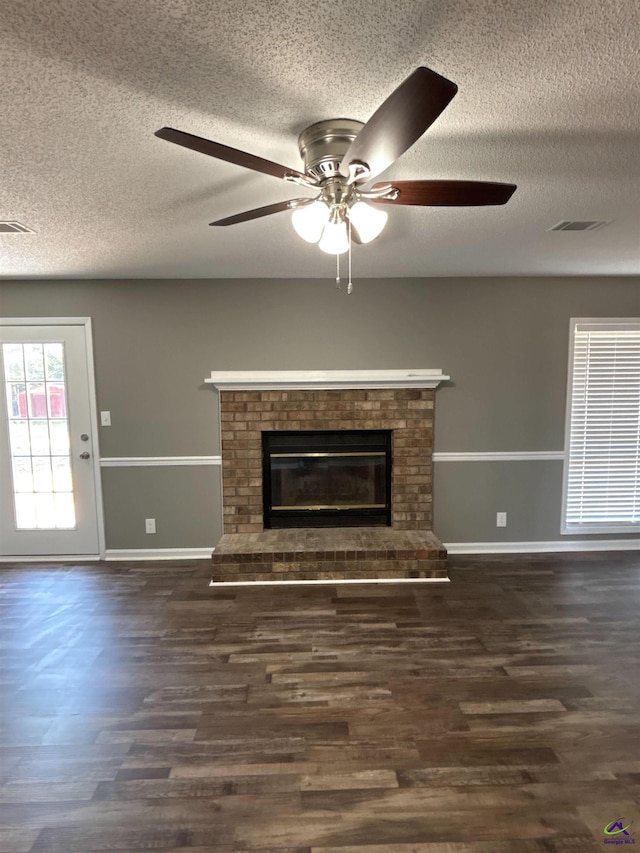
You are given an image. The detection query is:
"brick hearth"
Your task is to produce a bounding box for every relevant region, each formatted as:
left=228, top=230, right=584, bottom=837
left=212, top=528, right=447, bottom=582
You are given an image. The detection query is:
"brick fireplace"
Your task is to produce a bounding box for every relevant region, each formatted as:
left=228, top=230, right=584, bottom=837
left=205, top=371, right=450, bottom=582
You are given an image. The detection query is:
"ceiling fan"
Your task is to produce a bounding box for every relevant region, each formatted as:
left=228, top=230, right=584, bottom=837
left=155, top=66, right=516, bottom=256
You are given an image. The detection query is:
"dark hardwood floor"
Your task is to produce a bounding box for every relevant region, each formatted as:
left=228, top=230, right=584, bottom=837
left=1, top=552, right=639, bottom=852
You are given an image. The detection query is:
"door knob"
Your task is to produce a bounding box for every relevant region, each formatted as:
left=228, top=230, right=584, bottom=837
left=79, top=451, right=91, bottom=460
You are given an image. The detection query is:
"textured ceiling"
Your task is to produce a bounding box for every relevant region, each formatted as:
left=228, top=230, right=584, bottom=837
left=1, top=0, right=639, bottom=279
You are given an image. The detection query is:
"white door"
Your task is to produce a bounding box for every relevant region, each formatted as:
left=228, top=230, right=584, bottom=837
left=0, top=321, right=102, bottom=556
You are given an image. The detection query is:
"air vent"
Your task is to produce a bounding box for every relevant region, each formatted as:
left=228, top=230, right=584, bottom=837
left=0, top=221, right=35, bottom=233
left=549, top=220, right=610, bottom=232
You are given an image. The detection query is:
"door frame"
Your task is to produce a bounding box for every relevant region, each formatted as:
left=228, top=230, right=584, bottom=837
left=0, top=317, right=106, bottom=560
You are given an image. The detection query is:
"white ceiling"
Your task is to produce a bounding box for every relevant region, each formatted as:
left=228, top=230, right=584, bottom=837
left=1, top=0, right=639, bottom=279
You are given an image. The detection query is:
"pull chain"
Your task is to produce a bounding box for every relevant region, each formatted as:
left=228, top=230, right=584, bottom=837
left=347, top=218, right=353, bottom=295
left=335, top=252, right=341, bottom=288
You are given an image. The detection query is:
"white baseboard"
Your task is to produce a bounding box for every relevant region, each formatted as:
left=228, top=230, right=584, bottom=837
left=0, top=554, right=102, bottom=563
left=445, top=539, right=640, bottom=554
left=104, top=548, right=214, bottom=561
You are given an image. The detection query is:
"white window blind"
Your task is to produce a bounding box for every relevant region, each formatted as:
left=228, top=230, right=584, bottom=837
left=562, top=319, right=640, bottom=533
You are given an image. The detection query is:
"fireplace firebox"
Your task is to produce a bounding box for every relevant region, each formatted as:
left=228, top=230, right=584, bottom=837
left=263, top=430, right=392, bottom=528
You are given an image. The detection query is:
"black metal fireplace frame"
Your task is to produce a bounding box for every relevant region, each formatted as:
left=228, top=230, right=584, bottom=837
left=262, top=429, right=392, bottom=529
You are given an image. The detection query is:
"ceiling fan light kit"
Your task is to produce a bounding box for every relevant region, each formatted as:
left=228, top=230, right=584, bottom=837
left=292, top=195, right=388, bottom=253
left=155, top=65, right=517, bottom=284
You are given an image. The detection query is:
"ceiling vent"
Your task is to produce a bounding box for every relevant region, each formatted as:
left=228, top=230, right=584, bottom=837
left=548, top=220, right=610, bottom=232
left=0, top=221, right=35, bottom=233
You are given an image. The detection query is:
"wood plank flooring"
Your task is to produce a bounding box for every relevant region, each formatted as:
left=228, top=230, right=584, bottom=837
left=1, top=553, right=639, bottom=852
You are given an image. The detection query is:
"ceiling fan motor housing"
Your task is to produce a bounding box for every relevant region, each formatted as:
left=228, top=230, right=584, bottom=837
left=297, top=119, right=364, bottom=181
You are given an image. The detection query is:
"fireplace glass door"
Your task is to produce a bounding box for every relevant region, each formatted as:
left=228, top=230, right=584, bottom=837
left=263, top=430, right=391, bottom=528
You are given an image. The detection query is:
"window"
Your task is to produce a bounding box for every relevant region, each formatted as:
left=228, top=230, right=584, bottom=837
left=562, top=319, right=640, bottom=534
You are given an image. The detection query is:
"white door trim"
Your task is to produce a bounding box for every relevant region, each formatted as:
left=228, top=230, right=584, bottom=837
left=1, top=317, right=106, bottom=557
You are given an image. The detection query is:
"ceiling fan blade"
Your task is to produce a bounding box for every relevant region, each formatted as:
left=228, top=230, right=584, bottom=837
left=209, top=198, right=313, bottom=226
left=369, top=180, right=517, bottom=206
left=339, top=67, right=458, bottom=182
left=155, top=127, right=309, bottom=182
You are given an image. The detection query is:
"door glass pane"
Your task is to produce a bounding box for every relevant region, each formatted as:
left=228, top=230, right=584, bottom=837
left=12, top=456, right=33, bottom=492
left=14, top=494, right=37, bottom=529
left=47, top=384, right=67, bottom=418
left=35, top=493, right=56, bottom=528
left=49, top=420, right=70, bottom=454
left=6, top=382, right=26, bottom=417
left=8, top=419, right=30, bottom=454
left=44, top=344, right=65, bottom=381
left=24, top=344, right=45, bottom=380
left=2, top=342, right=76, bottom=530
left=32, top=457, right=54, bottom=492
left=29, top=420, right=51, bottom=455
left=53, top=493, right=76, bottom=528
left=27, top=383, right=48, bottom=417
left=51, top=457, right=72, bottom=491
left=3, top=344, right=25, bottom=381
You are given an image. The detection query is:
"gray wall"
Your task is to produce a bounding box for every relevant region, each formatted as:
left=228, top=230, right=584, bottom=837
left=1, top=276, right=639, bottom=550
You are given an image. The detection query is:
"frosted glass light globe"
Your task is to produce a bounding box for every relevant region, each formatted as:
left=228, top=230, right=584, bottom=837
left=291, top=201, right=329, bottom=243
left=348, top=201, right=388, bottom=243
left=318, top=220, right=349, bottom=254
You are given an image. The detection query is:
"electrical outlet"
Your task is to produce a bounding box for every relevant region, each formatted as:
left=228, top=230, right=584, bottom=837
left=100, top=411, right=111, bottom=426
left=145, top=518, right=156, bottom=534
left=496, top=512, right=507, bottom=528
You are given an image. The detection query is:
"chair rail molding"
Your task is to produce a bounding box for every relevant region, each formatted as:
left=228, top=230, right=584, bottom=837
left=99, top=452, right=565, bottom=467
left=100, top=456, right=221, bottom=467
left=433, top=451, right=564, bottom=462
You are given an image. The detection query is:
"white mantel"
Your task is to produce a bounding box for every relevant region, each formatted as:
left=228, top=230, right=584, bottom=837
left=205, top=369, right=450, bottom=391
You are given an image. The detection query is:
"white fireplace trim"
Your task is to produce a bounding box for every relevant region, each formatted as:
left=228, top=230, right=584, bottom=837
left=205, top=369, right=449, bottom=391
